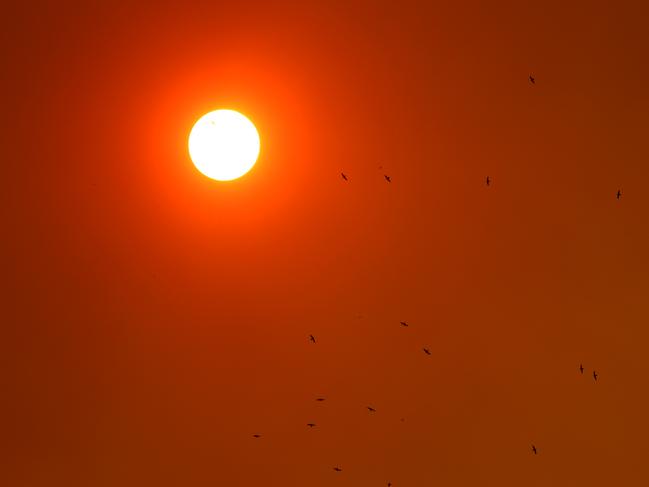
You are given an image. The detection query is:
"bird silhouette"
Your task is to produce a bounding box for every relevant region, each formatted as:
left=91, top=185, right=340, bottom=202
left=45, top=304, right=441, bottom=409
left=486, top=176, right=491, bottom=186
left=367, top=406, right=376, bottom=412
left=252, top=434, right=261, bottom=438
left=593, top=371, right=598, bottom=381
left=617, top=189, right=622, bottom=199
left=307, top=423, right=316, bottom=428
left=384, top=175, right=391, bottom=183
left=579, top=364, right=584, bottom=374
left=309, top=334, right=316, bottom=343
left=423, top=348, right=431, bottom=355
left=316, top=397, right=326, bottom=402
left=529, top=74, right=535, bottom=84
left=341, top=172, right=348, bottom=181
left=333, top=467, right=342, bottom=472
left=388, top=483, right=392, bottom=487
left=532, top=445, right=537, bottom=454
left=400, top=321, right=408, bottom=327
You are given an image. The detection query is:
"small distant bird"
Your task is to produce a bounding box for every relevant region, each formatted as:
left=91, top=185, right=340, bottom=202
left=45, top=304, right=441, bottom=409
left=423, top=348, right=431, bottom=355
left=593, top=370, right=598, bottom=382
left=316, top=397, right=326, bottom=402
left=616, top=189, right=622, bottom=199
left=309, top=334, right=316, bottom=343
left=400, top=321, right=408, bottom=327
left=486, top=176, right=491, bottom=186
left=307, top=423, right=316, bottom=428
left=579, top=364, right=584, bottom=374
left=529, top=74, right=535, bottom=84
left=384, top=175, right=391, bottom=183
left=252, top=434, right=261, bottom=438
left=388, top=483, right=392, bottom=487
left=341, top=172, right=348, bottom=181
left=333, top=467, right=342, bottom=472
left=532, top=445, right=537, bottom=454
left=367, top=406, right=376, bottom=413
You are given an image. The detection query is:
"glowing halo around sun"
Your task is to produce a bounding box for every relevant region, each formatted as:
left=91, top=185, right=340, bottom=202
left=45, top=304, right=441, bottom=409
left=188, top=109, right=260, bottom=181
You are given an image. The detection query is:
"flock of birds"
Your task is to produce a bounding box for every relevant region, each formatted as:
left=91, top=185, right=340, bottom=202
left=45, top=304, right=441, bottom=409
left=251, top=74, right=619, bottom=484
left=255, top=329, right=601, bottom=475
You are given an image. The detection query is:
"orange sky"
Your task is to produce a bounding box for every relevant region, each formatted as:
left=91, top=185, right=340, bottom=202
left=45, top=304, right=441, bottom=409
left=3, top=1, right=649, bottom=485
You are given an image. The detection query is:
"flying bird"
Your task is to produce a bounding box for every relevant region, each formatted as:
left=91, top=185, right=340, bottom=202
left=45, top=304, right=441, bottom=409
left=529, top=74, right=535, bottom=84
left=252, top=434, right=261, bottom=438
left=486, top=176, right=491, bottom=186
left=593, top=371, right=598, bottom=382
left=367, top=406, right=376, bottom=413
left=400, top=321, right=408, bottom=327
left=309, top=334, right=316, bottom=343
left=341, top=172, right=348, bottom=181
left=579, top=364, right=584, bottom=374
left=616, top=189, right=622, bottom=199
left=333, top=467, right=342, bottom=472
left=532, top=445, right=537, bottom=454
left=423, top=348, right=431, bottom=355
left=307, top=423, right=316, bottom=428
left=316, top=397, right=326, bottom=402
left=384, top=175, right=391, bottom=183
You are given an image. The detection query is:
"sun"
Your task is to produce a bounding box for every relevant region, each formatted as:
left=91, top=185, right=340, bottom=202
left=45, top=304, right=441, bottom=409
left=188, top=109, right=260, bottom=181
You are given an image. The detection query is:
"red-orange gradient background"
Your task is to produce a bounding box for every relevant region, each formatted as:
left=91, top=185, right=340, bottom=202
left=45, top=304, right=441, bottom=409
left=3, top=1, right=649, bottom=486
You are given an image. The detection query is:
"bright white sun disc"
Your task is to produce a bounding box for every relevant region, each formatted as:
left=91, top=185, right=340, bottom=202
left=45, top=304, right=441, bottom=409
left=188, top=109, right=260, bottom=181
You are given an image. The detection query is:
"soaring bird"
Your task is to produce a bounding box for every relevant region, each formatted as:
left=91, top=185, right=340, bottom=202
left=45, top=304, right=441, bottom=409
left=400, top=321, right=408, bottom=327
left=593, top=370, right=598, bottom=382
left=617, top=189, right=622, bottom=199
left=309, top=334, right=316, bottom=343
left=384, top=175, right=391, bottom=183
left=367, top=406, right=376, bottom=413
left=579, top=364, right=584, bottom=374
left=252, top=434, right=261, bottom=438
left=532, top=445, right=537, bottom=454
left=423, top=348, right=431, bottom=355
left=529, top=74, right=535, bottom=84
left=333, top=467, right=342, bottom=472
left=307, top=423, right=316, bottom=428
left=341, top=172, right=348, bottom=181
left=486, top=176, right=491, bottom=186
left=316, top=397, right=326, bottom=402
